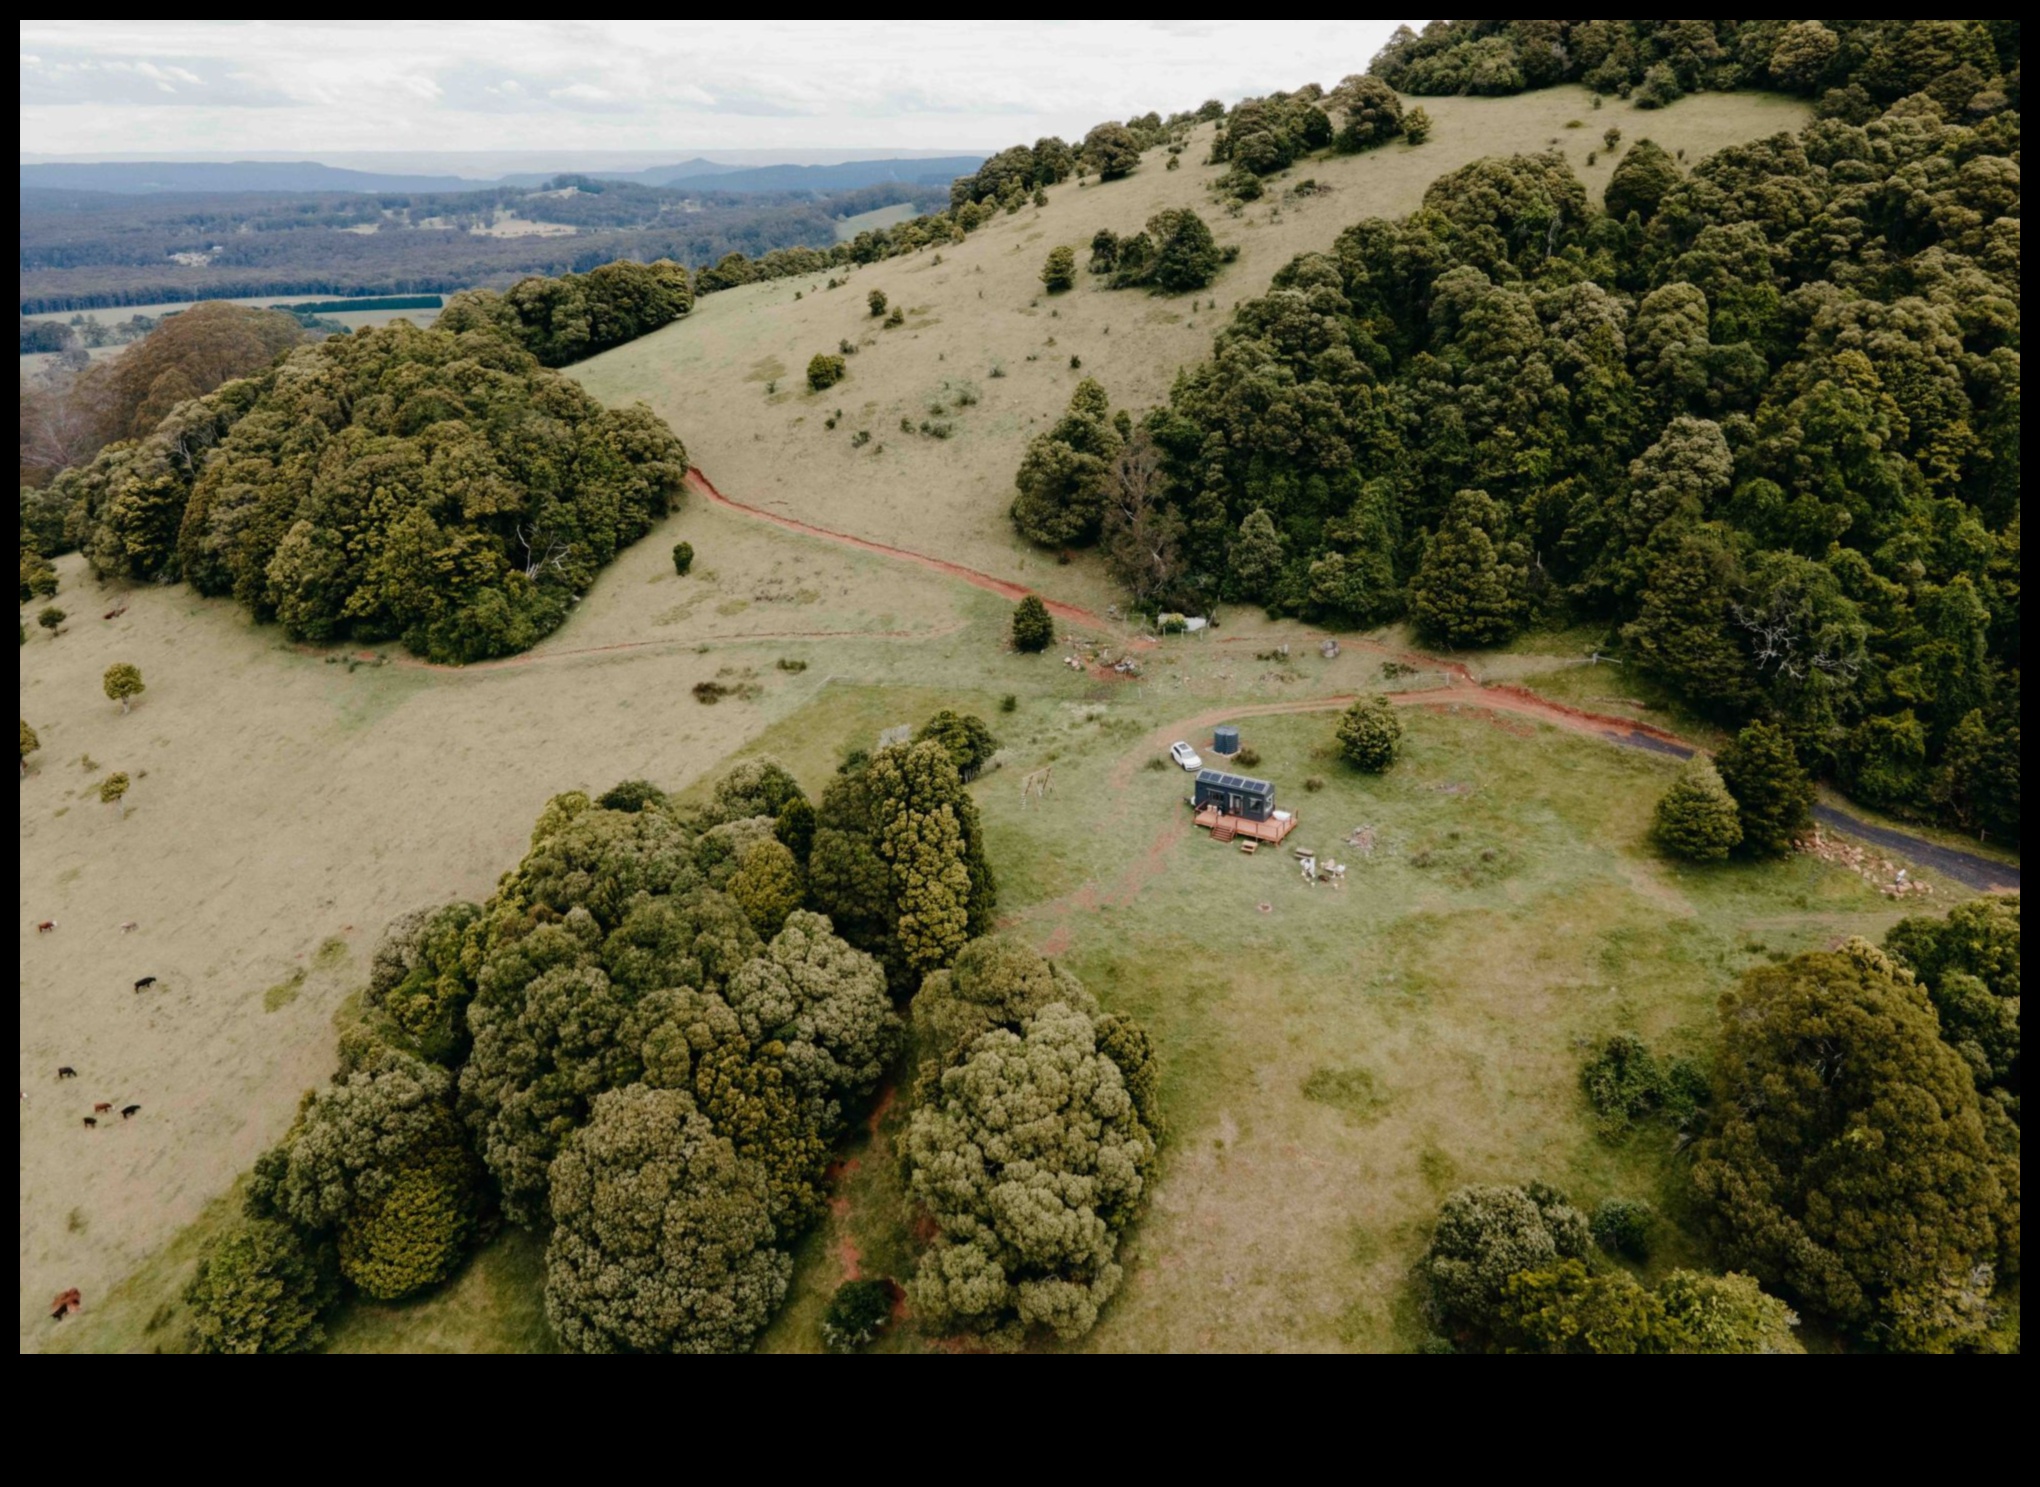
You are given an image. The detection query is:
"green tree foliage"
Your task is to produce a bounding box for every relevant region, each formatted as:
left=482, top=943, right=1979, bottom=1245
left=1011, top=593, right=1055, bottom=652
left=1214, top=91, right=1334, bottom=176
left=98, top=771, right=130, bottom=815
left=904, top=998, right=1155, bottom=1341
left=1691, top=940, right=2020, bottom=1349
left=728, top=837, right=804, bottom=939
left=101, top=661, right=144, bottom=713
left=37, top=605, right=65, bottom=633
left=1651, top=757, right=1744, bottom=861
left=1884, top=898, right=2020, bottom=1108
left=913, top=709, right=1000, bottom=780
left=909, top=935, right=1097, bottom=1096
left=1714, top=720, right=1814, bottom=857
left=1104, top=210, right=1221, bottom=295
left=1604, top=139, right=1682, bottom=223
left=20, top=539, right=58, bottom=602
left=184, top=1217, right=338, bottom=1355
left=1591, top=1197, right=1657, bottom=1259
left=1410, top=490, right=1525, bottom=646
left=807, top=738, right=994, bottom=995
left=75, top=301, right=305, bottom=459
left=821, top=1277, right=893, bottom=1352
left=774, top=795, right=816, bottom=863
left=1402, top=106, right=1433, bottom=145
left=691, top=1038, right=829, bottom=1232
left=725, top=910, right=900, bottom=1132
left=705, top=757, right=808, bottom=826
left=1336, top=694, right=1403, bottom=772
left=436, top=258, right=692, bottom=366
left=671, top=541, right=694, bottom=576
left=1580, top=1031, right=1707, bottom=1138
left=867, top=289, right=888, bottom=317
left=1416, top=1182, right=1593, bottom=1339
left=1080, top=122, right=1142, bottom=181
left=1010, top=378, right=1120, bottom=547
left=806, top=353, right=846, bottom=391
left=1138, top=70, right=2019, bottom=832
left=58, top=323, right=687, bottom=664
left=1332, top=76, right=1404, bottom=152
left=358, top=906, right=478, bottom=1067
left=259, top=1047, right=483, bottom=1300
left=1494, top=1260, right=1802, bottom=1353
left=545, top=1084, right=790, bottom=1353
left=1040, top=245, right=1076, bottom=294
left=19, top=718, right=38, bottom=776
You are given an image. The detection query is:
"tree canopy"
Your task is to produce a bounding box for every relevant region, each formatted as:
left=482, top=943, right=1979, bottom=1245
left=1691, top=940, right=2020, bottom=1350
left=55, top=321, right=688, bottom=664
left=436, top=258, right=692, bottom=366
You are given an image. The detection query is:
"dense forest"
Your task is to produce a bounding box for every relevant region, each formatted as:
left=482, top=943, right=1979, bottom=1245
left=33, top=318, right=689, bottom=662
left=18, top=177, right=949, bottom=311
left=173, top=737, right=1159, bottom=1353
left=1018, top=20, right=2021, bottom=838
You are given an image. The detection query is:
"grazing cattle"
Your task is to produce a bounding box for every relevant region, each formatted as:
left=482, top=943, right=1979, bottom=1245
left=102, top=605, right=127, bottom=621
left=57, top=1066, right=77, bottom=1079
left=120, top=921, right=138, bottom=933
left=133, top=975, right=157, bottom=992
left=50, top=1287, right=81, bottom=1320
left=82, top=1117, right=96, bottom=1129
left=93, top=1101, right=112, bottom=1115
left=37, top=920, right=56, bottom=933
left=121, top=1104, right=140, bottom=1119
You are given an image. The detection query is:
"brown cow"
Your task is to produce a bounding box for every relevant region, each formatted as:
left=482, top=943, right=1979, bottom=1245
left=93, top=1101, right=112, bottom=1114
left=36, top=920, right=56, bottom=933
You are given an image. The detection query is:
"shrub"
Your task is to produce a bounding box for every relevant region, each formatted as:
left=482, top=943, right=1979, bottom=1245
left=1403, top=106, right=1433, bottom=145
left=1651, top=758, right=1742, bottom=861
left=867, top=289, right=888, bottom=317
left=671, top=541, right=694, bottom=576
left=693, top=680, right=731, bottom=703
left=1591, top=1198, right=1657, bottom=1260
left=885, top=305, right=906, bottom=328
left=1011, top=594, right=1054, bottom=653
left=999, top=693, right=1018, bottom=713
left=37, top=606, right=65, bottom=634
left=1233, top=746, right=1262, bottom=769
left=1416, top=1182, right=1592, bottom=1338
left=775, top=657, right=807, bottom=672
left=184, top=1217, right=338, bottom=1355
left=807, top=353, right=847, bottom=392
left=1580, top=1032, right=1706, bottom=1138
left=1336, top=695, right=1402, bottom=772
left=1041, top=244, right=1077, bottom=294
left=1303, top=775, right=1325, bottom=792
left=821, top=1277, right=894, bottom=1352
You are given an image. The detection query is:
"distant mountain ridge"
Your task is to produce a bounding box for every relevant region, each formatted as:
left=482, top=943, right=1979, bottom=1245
left=23, top=153, right=989, bottom=198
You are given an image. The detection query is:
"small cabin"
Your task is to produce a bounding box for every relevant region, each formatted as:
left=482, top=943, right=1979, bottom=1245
left=1194, top=769, right=1275, bottom=821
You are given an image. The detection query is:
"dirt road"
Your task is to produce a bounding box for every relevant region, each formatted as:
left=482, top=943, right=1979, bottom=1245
left=691, top=464, right=2019, bottom=894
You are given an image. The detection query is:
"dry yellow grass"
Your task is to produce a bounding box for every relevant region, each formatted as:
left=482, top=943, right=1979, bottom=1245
left=571, top=87, right=1808, bottom=611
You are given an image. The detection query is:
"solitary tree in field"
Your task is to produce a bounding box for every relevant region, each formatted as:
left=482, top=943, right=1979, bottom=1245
left=867, top=289, right=888, bottom=317
left=1338, top=694, right=1404, bottom=772
left=99, top=771, right=131, bottom=819
left=1651, top=757, right=1741, bottom=861
left=37, top=606, right=65, bottom=636
left=1403, top=106, right=1433, bottom=145
left=807, top=353, right=847, bottom=392
left=1041, top=245, right=1077, bottom=294
left=671, top=541, right=694, bottom=576
left=1011, top=594, right=1054, bottom=653
left=19, top=719, right=37, bottom=777
left=103, top=662, right=145, bottom=714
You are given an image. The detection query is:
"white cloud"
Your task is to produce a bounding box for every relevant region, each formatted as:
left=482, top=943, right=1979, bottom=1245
left=19, top=19, right=1426, bottom=154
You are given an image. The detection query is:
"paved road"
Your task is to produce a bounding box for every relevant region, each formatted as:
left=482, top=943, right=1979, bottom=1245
left=1810, top=804, right=2020, bottom=893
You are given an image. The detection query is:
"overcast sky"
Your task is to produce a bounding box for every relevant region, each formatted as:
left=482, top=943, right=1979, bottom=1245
left=21, top=20, right=1424, bottom=160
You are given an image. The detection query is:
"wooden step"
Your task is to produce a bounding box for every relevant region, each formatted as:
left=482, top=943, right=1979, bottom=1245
left=1238, top=839, right=1257, bottom=855
left=1211, top=821, right=1236, bottom=843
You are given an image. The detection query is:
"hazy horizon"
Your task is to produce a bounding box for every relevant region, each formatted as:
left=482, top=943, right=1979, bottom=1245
left=21, top=20, right=1423, bottom=157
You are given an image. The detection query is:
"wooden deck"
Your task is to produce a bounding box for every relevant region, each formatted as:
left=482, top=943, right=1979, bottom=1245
left=1193, top=804, right=1299, bottom=844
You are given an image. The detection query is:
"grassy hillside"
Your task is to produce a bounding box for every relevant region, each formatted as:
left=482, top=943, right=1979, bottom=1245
left=571, top=87, right=1809, bottom=614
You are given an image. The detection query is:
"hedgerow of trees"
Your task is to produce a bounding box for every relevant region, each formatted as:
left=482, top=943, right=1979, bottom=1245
left=1045, top=27, right=2020, bottom=835
left=435, top=258, right=693, bottom=366
left=45, top=321, right=688, bottom=664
